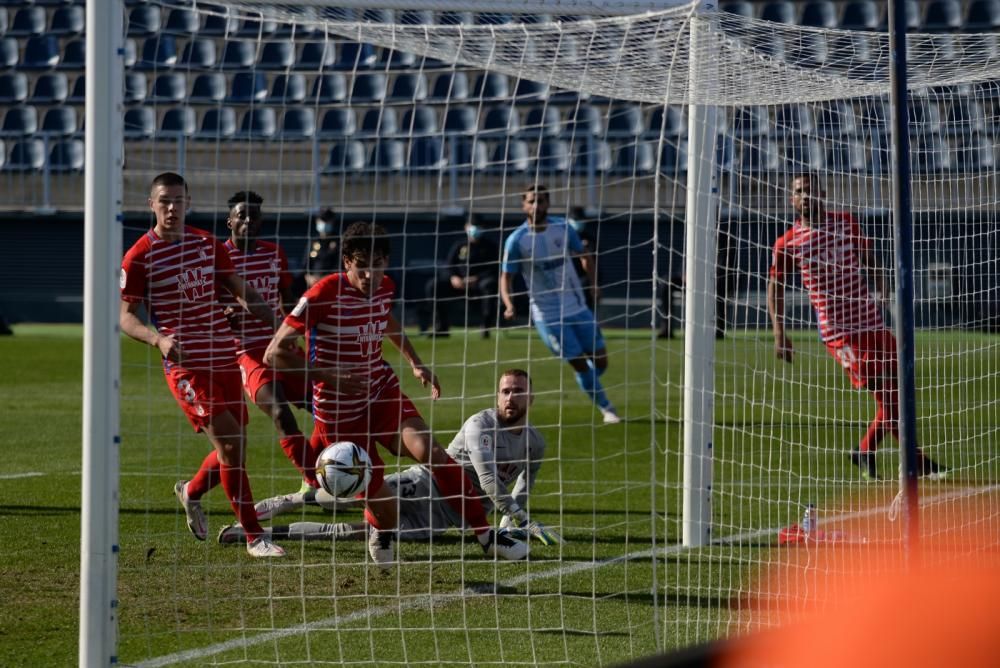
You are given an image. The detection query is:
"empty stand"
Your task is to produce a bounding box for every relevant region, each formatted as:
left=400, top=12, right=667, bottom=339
left=5, top=138, right=44, bottom=172
left=189, top=72, right=225, bottom=103
left=124, top=107, right=156, bottom=139
left=317, top=108, right=357, bottom=139
left=158, top=106, right=197, bottom=140
left=323, top=140, right=366, bottom=173
left=40, top=105, right=76, bottom=136
left=1, top=105, right=37, bottom=136
left=269, top=73, right=306, bottom=104
left=31, top=71, right=68, bottom=103
left=280, top=108, right=315, bottom=141
left=0, top=71, right=27, bottom=104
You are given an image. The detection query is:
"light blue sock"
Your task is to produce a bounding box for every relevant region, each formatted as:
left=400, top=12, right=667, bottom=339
left=575, top=367, right=611, bottom=410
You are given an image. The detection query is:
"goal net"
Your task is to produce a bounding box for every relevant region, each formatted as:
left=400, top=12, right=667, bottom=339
left=74, top=0, right=1000, bottom=664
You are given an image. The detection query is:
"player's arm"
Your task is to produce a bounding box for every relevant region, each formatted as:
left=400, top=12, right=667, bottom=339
left=263, top=321, right=366, bottom=395
left=766, top=245, right=794, bottom=364
left=120, top=299, right=181, bottom=363
left=500, top=271, right=517, bottom=319
left=218, top=272, right=279, bottom=331
left=385, top=311, right=441, bottom=400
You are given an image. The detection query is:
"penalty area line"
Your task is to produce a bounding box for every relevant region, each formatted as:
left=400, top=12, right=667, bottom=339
left=135, top=482, right=998, bottom=667
left=0, top=472, right=44, bottom=480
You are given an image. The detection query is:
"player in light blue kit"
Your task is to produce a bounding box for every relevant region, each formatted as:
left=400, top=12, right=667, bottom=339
left=500, top=184, right=621, bottom=424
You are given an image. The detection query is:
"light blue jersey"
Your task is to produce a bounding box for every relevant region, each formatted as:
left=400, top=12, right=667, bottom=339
left=501, top=216, right=589, bottom=324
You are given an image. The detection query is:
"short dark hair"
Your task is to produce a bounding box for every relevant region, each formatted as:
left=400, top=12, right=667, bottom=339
left=150, top=171, right=187, bottom=193
left=791, top=172, right=821, bottom=188
left=341, top=222, right=390, bottom=262
left=500, top=368, right=531, bottom=389
left=316, top=208, right=336, bottom=223
left=227, top=190, right=263, bottom=209
left=522, top=184, right=549, bottom=201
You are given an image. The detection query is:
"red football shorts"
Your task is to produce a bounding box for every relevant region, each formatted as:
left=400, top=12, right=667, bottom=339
left=309, top=382, right=421, bottom=497
left=163, top=363, right=248, bottom=433
left=236, top=350, right=310, bottom=409
left=825, top=329, right=897, bottom=391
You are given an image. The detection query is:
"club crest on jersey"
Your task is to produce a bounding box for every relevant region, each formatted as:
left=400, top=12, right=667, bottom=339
left=119, top=268, right=127, bottom=289
left=480, top=433, right=492, bottom=451
left=177, top=267, right=211, bottom=301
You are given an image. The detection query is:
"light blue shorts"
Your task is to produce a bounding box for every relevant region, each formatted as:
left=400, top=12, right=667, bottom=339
left=534, top=309, right=606, bottom=360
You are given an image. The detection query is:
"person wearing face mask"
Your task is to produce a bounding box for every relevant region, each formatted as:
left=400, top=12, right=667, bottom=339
left=302, top=208, right=339, bottom=290
left=419, top=217, right=500, bottom=339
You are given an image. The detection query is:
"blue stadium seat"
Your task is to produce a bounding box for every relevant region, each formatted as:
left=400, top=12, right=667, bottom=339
left=137, top=35, right=178, bottom=70
left=279, top=108, right=314, bottom=141
left=721, top=2, right=754, bottom=17
left=0, top=37, right=16, bottom=69
left=59, top=39, right=85, bottom=70
left=48, top=139, right=84, bottom=172
left=361, top=9, right=394, bottom=23
left=473, top=72, right=509, bottom=100
left=350, top=73, right=387, bottom=103
left=124, top=107, right=156, bottom=139
left=358, top=108, right=399, bottom=137
left=370, top=140, right=406, bottom=172
left=31, top=72, right=68, bottom=104
left=952, top=135, right=995, bottom=171
left=572, top=140, right=612, bottom=175
left=880, top=0, right=920, bottom=30
left=0, top=105, right=37, bottom=136
left=196, top=107, right=237, bottom=140
left=269, top=73, right=306, bottom=104
left=49, top=5, right=84, bottom=36
left=826, top=139, right=867, bottom=172
left=164, top=8, right=200, bottom=36
left=840, top=0, right=881, bottom=29
left=481, top=106, right=519, bottom=137
left=912, top=135, right=952, bottom=173
left=274, top=13, right=318, bottom=39
left=815, top=101, right=857, bottom=138
left=773, top=105, right=816, bottom=137
left=908, top=98, right=943, bottom=136
left=924, top=0, right=962, bottom=30
left=237, top=108, right=276, bottom=139
left=429, top=72, right=469, bottom=102
left=563, top=105, right=603, bottom=141
left=0, top=8, right=6, bottom=34
left=487, top=139, right=530, bottom=175
left=443, top=106, right=478, bottom=136
left=311, top=73, right=347, bottom=103
left=379, top=49, right=417, bottom=70
left=401, top=106, right=438, bottom=135
left=236, top=14, right=278, bottom=38
left=760, top=1, right=796, bottom=24
left=67, top=75, right=85, bottom=103
left=4, top=139, right=44, bottom=172
left=800, top=1, right=838, bottom=28
left=388, top=73, right=428, bottom=102
left=659, top=140, right=689, bottom=174
left=322, top=140, right=367, bottom=174
left=336, top=42, right=378, bottom=70
left=201, top=12, right=238, bottom=37
left=613, top=142, right=656, bottom=175
left=738, top=139, right=781, bottom=173
left=317, top=108, right=356, bottom=139
left=966, top=0, right=1000, bottom=29
left=536, top=138, right=570, bottom=172
left=732, top=106, right=770, bottom=138
left=646, top=106, right=685, bottom=138
left=408, top=135, right=446, bottom=170
left=296, top=42, right=336, bottom=70
left=783, top=136, right=825, bottom=171
left=219, top=41, right=256, bottom=70
left=475, top=12, right=512, bottom=24
left=40, top=105, right=77, bottom=136
left=180, top=39, right=217, bottom=68
left=158, top=106, right=197, bottom=139
left=227, top=72, right=267, bottom=103
left=605, top=104, right=643, bottom=139
left=189, top=73, right=225, bottom=103
left=438, top=11, right=473, bottom=25
left=715, top=136, right=735, bottom=171
left=520, top=106, right=562, bottom=139
left=8, top=6, right=45, bottom=36
left=399, top=9, right=434, bottom=25
left=788, top=33, right=828, bottom=68
left=944, top=98, right=987, bottom=136
left=513, top=79, right=549, bottom=105
left=447, top=138, right=488, bottom=171
left=258, top=41, right=294, bottom=70
left=22, top=35, right=60, bottom=70
left=0, top=72, right=27, bottom=103
left=150, top=73, right=187, bottom=103
left=124, top=38, right=137, bottom=69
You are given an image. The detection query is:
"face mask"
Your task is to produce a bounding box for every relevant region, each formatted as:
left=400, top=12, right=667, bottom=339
left=316, top=221, right=332, bottom=236
left=467, top=225, right=482, bottom=240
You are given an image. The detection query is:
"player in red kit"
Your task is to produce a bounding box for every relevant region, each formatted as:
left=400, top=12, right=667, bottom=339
left=264, top=222, right=528, bottom=567
left=221, top=190, right=315, bottom=490
left=767, top=173, right=947, bottom=481
left=120, top=172, right=285, bottom=558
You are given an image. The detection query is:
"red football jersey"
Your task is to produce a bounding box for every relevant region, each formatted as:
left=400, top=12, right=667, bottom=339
left=222, top=239, right=292, bottom=355
left=284, top=272, right=399, bottom=426
left=770, top=211, right=883, bottom=342
left=120, top=226, right=239, bottom=369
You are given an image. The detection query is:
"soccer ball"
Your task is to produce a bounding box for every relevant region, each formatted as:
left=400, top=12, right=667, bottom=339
left=314, top=441, right=372, bottom=499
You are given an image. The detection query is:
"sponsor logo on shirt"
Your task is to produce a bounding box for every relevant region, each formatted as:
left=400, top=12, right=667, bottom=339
left=177, top=267, right=211, bottom=301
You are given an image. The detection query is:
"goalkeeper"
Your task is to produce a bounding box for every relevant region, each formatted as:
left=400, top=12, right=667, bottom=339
left=220, top=368, right=562, bottom=546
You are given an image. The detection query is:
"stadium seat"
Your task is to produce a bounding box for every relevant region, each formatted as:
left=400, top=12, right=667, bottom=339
left=137, top=35, right=178, bottom=70
left=40, top=106, right=77, bottom=136
left=800, top=1, right=838, bottom=27
left=378, top=49, right=417, bottom=70
left=613, top=141, right=656, bottom=175
left=388, top=73, right=428, bottom=102
left=322, top=140, right=367, bottom=174
left=475, top=12, right=512, bottom=24
left=357, top=108, right=399, bottom=137
left=189, top=73, right=226, bottom=103
left=123, top=107, right=156, bottom=139
left=279, top=108, right=315, bottom=141
left=753, top=33, right=785, bottom=59
left=4, top=139, right=44, bottom=171
left=67, top=75, right=85, bottom=103
left=201, top=12, right=238, bottom=37
left=370, top=139, right=406, bottom=172
left=158, top=106, right=197, bottom=139
left=401, top=106, right=438, bottom=135
left=196, top=107, right=237, bottom=140
left=399, top=9, right=434, bottom=25
left=880, top=0, right=921, bottom=30
left=481, top=106, right=520, bottom=137
left=0, top=105, right=37, bottom=136
left=487, top=139, right=531, bottom=175
left=647, top=106, right=685, bottom=138
left=438, top=11, right=474, bottom=25
left=269, top=73, right=306, bottom=104
left=49, top=5, right=84, bottom=36
left=219, top=41, right=256, bottom=70
left=296, top=42, right=336, bottom=70
left=335, top=42, right=378, bottom=70
left=868, top=132, right=891, bottom=173
left=236, top=14, right=278, bottom=38
left=0, top=72, right=27, bottom=104
left=715, top=135, right=735, bottom=171
left=944, top=98, right=987, bottom=136
left=164, top=8, right=200, bottom=36
left=59, top=39, right=85, bottom=70
left=908, top=98, right=943, bottom=136
left=128, top=4, right=162, bottom=36
left=30, top=72, right=68, bottom=104
left=473, top=72, right=510, bottom=100
left=150, top=73, right=187, bottom=103
left=180, top=39, right=217, bottom=68
left=513, top=79, right=549, bottom=105
left=732, top=106, right=770, bottom=138
left=536, top=138, right=570, bottom=172
left=258, top=41, right=294, bottom=70
left=521, top=106, right=562, bottom=139
left=815, top=100, right=857, bottom=137
left=0, top=8, right=6, bottom=34
left=273, top=13, right=318, bottom=39
left=659, top=139, right=689, bottom=174
left=572, top=140, right=612, bottom=175
left=783, top=136, right=825, bottom=171
left=317, top=108, right=356, bottom=138
left=966, top=0, right=1000, bottom=29
left=22, top=35, right=60, bottom=69
left=563, top=105, right=603, bottom=141
left=760, top=1, right=796, bottom=24
left=923, top=0, right=962, bottom=30
left=310, top=73, right=347, bottom=103
left=447, top=138, right=489, bottom=171
left=408, top=135, right=446, bottom=170
left=952, top=134, right=995, bottom=171
left=0, top=37, right=16, bottom=69
left=738, top=139, right=781, bottom=173
left=788, top=33, right=828, bottom=68
left=825, top=139, right=868, bottom=172
left=350, top=73, right=387, bottom=102
left=840, top=0, right=881, bottom=29
left=429, top=72, right=469, bottom=102
left=227, top=71, right=268, bottom=103
left=773, top=105, right=816, bottom=137
left=361, top=8, right=394, bottom=23
left=605, top=104, right=644, bottom=139
left=721, top=2, right=754, bottom=17
left=237, top=108, right=276, bottom=140
left=443, top=106, right=478, bottom=136
left=912, top=135, right=952, bottom=173
left=8, top=6, right=45, bottom=36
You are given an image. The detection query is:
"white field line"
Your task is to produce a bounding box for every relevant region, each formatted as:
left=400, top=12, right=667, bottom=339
left=0, top=472, right=44, bottom=480
left=133, top=482, right=999, bottom=668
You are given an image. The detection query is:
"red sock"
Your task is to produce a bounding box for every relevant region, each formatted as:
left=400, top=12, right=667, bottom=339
left=860, top=389, right=900, bottom=454
left=187, top=451, right=221, bottom=499
left=279, top=433, right=318, bottom=487
left=364, top=507, right=383, bottom=530
left=431, top=456, right=490, bottom=535
left=218, top=462, right=263, bottom=540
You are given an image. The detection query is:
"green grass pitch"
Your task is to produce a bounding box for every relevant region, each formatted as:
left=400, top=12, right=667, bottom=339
left=1, top=324, right=995, bottom=666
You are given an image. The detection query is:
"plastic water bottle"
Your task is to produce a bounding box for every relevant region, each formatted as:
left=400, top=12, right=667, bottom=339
left=802, top=504, right=817, bottom=536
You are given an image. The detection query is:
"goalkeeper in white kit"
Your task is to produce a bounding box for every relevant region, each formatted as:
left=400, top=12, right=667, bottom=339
left=219, top=368, right=563, bottom=547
